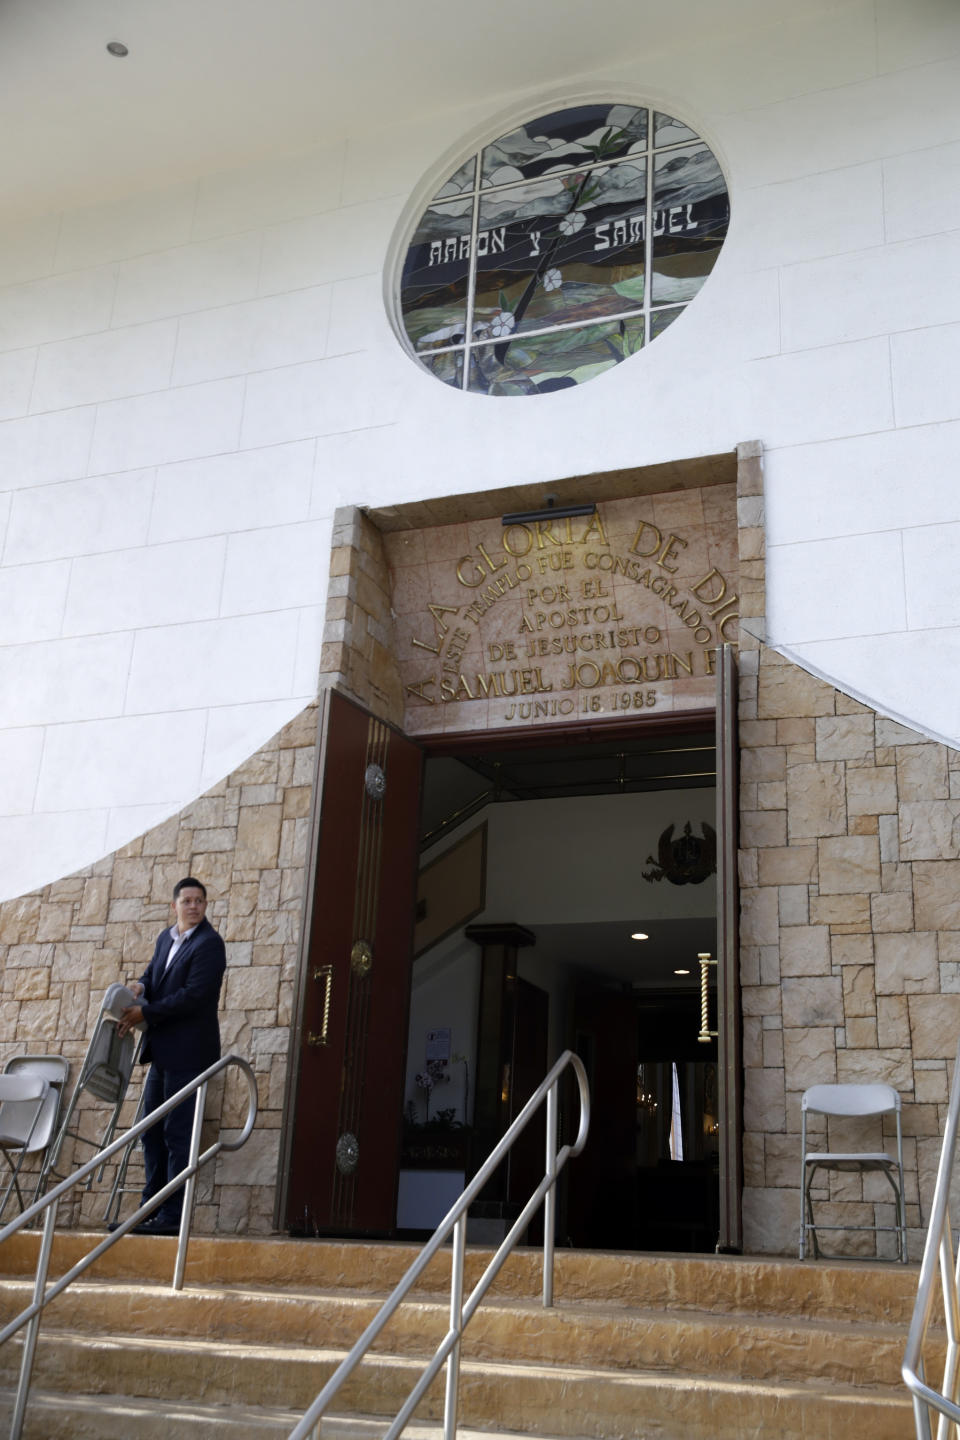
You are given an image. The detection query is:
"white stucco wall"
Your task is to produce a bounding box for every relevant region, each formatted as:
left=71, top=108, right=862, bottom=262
left=1, top=1, right=959, bottom=900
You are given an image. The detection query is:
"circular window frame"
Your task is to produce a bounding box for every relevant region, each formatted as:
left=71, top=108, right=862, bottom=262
left=385, top=87, right=731, bottom=397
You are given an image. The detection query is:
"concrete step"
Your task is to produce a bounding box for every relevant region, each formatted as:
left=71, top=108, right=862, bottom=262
left=0, top=1392, right=584, bottom=1440
left=0, top=1276, right=927, bottom=1389
left=0, top=1233, right=925, bottom=1440
left=0, top=1332, right=915, bottom=1440
left=0, top=1389, right=305, bottom=1439
left=0, top=1230, right=925, bottom=1322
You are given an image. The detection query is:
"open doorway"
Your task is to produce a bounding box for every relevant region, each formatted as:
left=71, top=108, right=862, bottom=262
left=399, top=722, right=722, bottom=1252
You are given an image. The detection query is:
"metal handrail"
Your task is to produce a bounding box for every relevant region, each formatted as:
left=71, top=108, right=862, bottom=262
left=287, top=1048, right=590, bottom=1440
left=0, top=1052, right=258, bottom=1440
left=904, top=1037, right=960, bottom=1438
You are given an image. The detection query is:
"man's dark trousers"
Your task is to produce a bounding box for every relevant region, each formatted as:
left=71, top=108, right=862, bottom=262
left=140, top=1065, right=204, bottom=1225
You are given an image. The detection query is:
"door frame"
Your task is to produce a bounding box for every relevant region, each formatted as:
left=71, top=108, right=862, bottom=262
left=418, top=709, right=715, bottom=759
left=715, top=643, right=742, bottom=1251
left=277, top=697, right=742, bottom=1243
left=420, top=704, right=739, bottom=1253
left=276, top=693, right=332, bottom=1227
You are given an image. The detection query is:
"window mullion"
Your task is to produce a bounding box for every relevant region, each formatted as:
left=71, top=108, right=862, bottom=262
left=461, top=155, right=482, bottom=390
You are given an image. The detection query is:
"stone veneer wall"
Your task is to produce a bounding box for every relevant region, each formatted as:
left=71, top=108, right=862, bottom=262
left=739, top=650, right=960, bottom=1259
left=737, top=445, right=960, bottom=1259
left=319, top=506, right=405, bottom=726
left=0, top=705, right=318, bottom=1234
left=0, top=504, right=406, bottom=1234
left=4, top=465, right=959, bottom=1254
left=0, top=504, right=406, bottom=1233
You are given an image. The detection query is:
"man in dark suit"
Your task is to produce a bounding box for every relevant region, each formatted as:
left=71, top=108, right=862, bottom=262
left=117, top=876, right=226, bottom=1236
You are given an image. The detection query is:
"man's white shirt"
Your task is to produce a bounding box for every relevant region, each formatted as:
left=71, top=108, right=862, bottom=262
left=163, top=922, right=199, bottom=974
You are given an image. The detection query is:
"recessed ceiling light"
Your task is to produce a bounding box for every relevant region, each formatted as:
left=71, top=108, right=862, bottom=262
left=630, top=932, right=648, bottom=941
left=106, top=41, right=129, bottom=57
left=674, top=968, right=691, bottom=975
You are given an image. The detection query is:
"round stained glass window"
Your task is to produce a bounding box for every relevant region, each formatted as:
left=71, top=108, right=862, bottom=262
left=398, top=103, right=729, bottom=397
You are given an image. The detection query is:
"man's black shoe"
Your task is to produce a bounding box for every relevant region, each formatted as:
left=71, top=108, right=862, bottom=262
left=133, top=1217, right=181, bottom=1237
left=106, top=1217, right=175, bottom=1235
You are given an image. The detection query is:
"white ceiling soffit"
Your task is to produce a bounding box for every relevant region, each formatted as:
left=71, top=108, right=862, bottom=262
left=3, top=0, right=845, bottom=221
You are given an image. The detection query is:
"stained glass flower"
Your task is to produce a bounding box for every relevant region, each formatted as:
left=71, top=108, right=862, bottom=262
left=542, top=268, right=563, bottom=292
left=489, top=310, right=516, bottom=338
left=558, top=211, right=586, bottom=236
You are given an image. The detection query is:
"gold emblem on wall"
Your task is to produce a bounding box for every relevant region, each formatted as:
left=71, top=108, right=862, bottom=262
left=643, top=821, right=717, bottom=886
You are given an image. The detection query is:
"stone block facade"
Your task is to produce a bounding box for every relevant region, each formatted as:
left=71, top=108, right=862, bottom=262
left=739, top=657, right=960, bottom=1257
left=319, top=507, right=405, bottom=726
left=737, top=441, right=960, bottom=1258
left=0, top=503, right=402, bottom=1238
left=2, top=462, right=958, bottom=1255
left=0, top=705, right=318, bottom=1235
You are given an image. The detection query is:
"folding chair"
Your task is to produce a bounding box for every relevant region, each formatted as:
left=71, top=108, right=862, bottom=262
left=103, top=1082, right=148, bottom=1226
left=799, top=1082, right=907, bottom=1263
left=0, top=1074, right=52, bottom=1220
left=1, top=1054, right=69, bottom=1209
left=39, top=985, right=142, bottom=1200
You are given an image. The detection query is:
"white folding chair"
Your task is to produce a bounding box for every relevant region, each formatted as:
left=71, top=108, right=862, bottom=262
left=0, top=1074, right=52, bottom=1220
left=799, top=1082, right=907, bottom=1263
left=1, top=1054, right=69, bottom=1207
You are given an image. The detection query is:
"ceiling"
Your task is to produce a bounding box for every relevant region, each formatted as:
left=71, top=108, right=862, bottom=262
left=420, top=736, right=716, bottom=845
left=3, top=0, right=844, bottom=221
left=529, top=918, right=716, bottom=993
left=420, top=738, right=717, bottom=985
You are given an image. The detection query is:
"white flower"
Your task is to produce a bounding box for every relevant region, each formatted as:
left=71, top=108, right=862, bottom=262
left=542, top=268, right=563, bottom=292
left=489, top=310, right=516, bottom=338
left=559, top=210, right=586, bottom=236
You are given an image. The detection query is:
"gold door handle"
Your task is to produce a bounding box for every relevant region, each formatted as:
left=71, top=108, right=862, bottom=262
left=307, top=964, right=334, bottom=1047
left=697, top=953, right=717, bottom=1044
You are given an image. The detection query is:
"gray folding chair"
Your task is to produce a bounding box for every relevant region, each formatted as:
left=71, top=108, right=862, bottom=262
left=799, top=1082, right=907, bottom=1262
left=40, top=986, right=141, bottom=1199
left=1, top=1054, right=70, bottom=1208
left=0, top=1074, right=52, bottom=1220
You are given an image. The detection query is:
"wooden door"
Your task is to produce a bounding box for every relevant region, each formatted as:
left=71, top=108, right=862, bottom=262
left=284, top=690, right=422, bottom=1235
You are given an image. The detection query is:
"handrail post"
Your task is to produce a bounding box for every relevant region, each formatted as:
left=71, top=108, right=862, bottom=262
left=542, top=1077, right=558, bottom=1309
left=950, top=1231, right=960, bottom=1440
left=914, top=1350, right=933, bottom=1440
left=904, top=1038, right=960, bottom=1436
left=282, top=1049, right=588, bottom=1440
left=939, top=1215, right=960, bottom=1440
left=173, top=1079, right=207, bottom=1292
left=442, top=1213, right=467, bottom=1440
left=0, top=1054, right=257, bottom=1440
left=10, top=1198, right=58, bottom=1440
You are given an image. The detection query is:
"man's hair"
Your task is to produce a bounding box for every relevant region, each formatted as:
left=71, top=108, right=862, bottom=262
left=173, top=876, right=207, bottom=900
